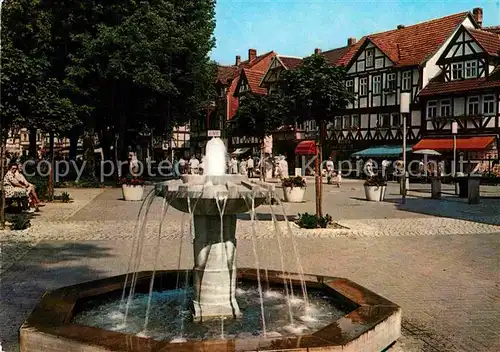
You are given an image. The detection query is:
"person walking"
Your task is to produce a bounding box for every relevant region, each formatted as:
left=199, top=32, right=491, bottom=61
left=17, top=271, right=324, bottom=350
left=326, top=157, right=334, bottom=184
left=247, top=155, right=254, bottom=178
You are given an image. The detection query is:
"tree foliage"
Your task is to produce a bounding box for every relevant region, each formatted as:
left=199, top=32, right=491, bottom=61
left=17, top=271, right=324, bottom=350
left=230, top=92, right=287, bottom=141
left=278, top=54, right=353, bottom=123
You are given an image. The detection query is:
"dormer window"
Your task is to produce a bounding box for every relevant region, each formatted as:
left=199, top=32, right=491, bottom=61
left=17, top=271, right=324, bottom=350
left=452, top=63, right=463, bottom=80
left=464, top=61, right=477, bottom=78
left=366, top=49, right=374, bottom=67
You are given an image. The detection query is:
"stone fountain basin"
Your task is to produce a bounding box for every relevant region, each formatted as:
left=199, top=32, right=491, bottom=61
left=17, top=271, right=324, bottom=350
left=20, top=269, right=401, bottom=352
left=155, top=178, right=274, bottom=215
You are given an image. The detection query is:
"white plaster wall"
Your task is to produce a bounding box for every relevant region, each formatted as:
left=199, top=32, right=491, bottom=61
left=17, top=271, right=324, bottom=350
left=486, top=118, right=495, bottom=128
left=361, top=114, right=369, bottom=128
left=427, top=121, right=433, bottom=130
left=411, top=110, right=421, bottom=126
left=454, top=97, right=465, bottom=116
left=422, top=17, right=475, bottom=88
left=370, top=114, right=378, bottom=128
left=387, top=94, right=396, bottom=106
left=360, top=97, right=368, bottom=108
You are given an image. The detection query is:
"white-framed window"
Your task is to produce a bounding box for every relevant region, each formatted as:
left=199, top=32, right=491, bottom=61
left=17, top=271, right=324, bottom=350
left=346, top=80, right=354, bottom=93
left=452, top=62, right=463, bottom=80
left=366, top=49, right=374, bottom=67
left=467, top=96, right=480, bottom=116
left=402, top=71, right=412, bottom=91
left=386, top=73, right=396, bottom=90
left=334, top=116, right=342, bottom=129
left=343, top=115, right=351, bottom=128
left=483, top=95, right=495, bottom=115
left=427, top=101, right=437, bottom=118
left=372, top=75, right=381, bottom=94
left=391, top=113, right=401, bottom=126
left=440, top=100, right=451, bottom=117
left=239, top=81, right=248, bottom=93
left=465, top=60, right=478, bottom=78
left=359, top=77, right=368, bottom=96
left=352, top=114, right=360, bottom=127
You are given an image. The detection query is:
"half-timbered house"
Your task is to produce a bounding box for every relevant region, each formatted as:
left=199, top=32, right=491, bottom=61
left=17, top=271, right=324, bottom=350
left=329, top=9, right=482, bottom=159
left=189, top=49, right=275, bottom=155
left=416, top=10, right=500, bottom=173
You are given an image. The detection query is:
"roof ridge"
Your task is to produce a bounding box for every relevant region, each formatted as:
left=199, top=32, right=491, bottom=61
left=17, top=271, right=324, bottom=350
left=321, top=45, right=350, bottom=54
left=277, top=55, right=303, bottom=59
left=367, top=11, right=469, bottom=38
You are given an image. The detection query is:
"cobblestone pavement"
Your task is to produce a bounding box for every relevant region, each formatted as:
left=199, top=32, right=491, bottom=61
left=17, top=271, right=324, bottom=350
left=1, top=183, right=500, bottom=351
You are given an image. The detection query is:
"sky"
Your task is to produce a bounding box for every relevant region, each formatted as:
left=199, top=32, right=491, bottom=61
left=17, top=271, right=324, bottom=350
left=211, top=0, right=500, bottom=65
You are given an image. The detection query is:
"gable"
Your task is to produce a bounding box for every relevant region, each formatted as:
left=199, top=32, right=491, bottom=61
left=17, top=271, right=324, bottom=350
left=346, top=40, right=394, bottom=74
left=260, top=56, right=284, bottom=86
left=234, top=71, right=249, bottom=97
left=439, top=26, right=484, bottom=62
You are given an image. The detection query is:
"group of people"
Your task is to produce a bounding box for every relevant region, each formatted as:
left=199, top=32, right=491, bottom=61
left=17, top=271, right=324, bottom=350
left=3, top=161, right=44, bottom=212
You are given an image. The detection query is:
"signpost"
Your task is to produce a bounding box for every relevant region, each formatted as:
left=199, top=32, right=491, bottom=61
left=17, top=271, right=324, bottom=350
left=452, top=121, right=458, bottom=195
left=400, top=93, right=410, bottom=204
left=207, top=130, right=221, bottom=138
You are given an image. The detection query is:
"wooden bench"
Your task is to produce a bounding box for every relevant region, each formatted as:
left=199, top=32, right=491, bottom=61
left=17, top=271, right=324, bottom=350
left=1, top=190, right=29, bottom=211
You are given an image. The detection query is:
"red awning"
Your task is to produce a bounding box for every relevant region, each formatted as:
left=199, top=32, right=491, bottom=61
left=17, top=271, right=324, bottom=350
left=295, top=140, right=316, bottom=155
left=413, top=136, right=496, bottom=151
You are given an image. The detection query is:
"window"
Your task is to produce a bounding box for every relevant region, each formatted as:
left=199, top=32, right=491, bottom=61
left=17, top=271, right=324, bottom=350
left=402, top=71, right=412, bottom=91
left=352, top=115, right=360, bottom=128
left=427, top=101, right=437, bottom=118
left=483, top=95, right=495, bottom=115
left=366, top=49, right=374, bottom=67
left=359, top=77, right=368, bottom=96
left=467, top=96, right=479, bottom=116
left=373, top=75, right=381, bottom=94
left=346, top=80, right=354, bottom=93
left=465, top=61, right=477, bottom=78
left=334, top=116, right=342, bottom=129
left=377, top=114, right=390, bottom=127
left=391, top=113, right=401, bottom=126
left=440, top=100, right=451, bottom=118
left=452, top=62, right=463, bottom=80
left=386, top=73, right=396, bottom=90
left=343, top=115, right=351, bottom=129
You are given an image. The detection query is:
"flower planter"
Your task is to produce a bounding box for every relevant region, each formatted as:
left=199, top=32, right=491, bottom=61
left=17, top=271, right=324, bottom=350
left=364, top=185, right=386, bottom=202
left=122, top=184, right=144, bottom=201
left=283, top=186, right=305, bottom=203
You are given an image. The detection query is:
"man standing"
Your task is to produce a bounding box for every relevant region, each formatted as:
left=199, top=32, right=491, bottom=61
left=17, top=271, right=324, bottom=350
left=189, top=155, right=199, bottom=174
left=326, top=157, right=334, bottom=184
left=179, top=156, right=186, bottom=174
left=247, top=155, right=254, bottom=178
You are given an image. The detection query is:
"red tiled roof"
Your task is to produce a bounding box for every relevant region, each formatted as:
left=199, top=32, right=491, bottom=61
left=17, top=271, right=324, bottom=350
left=278, top=56, right=302, bottom=70
left=483, top=25, right=500, bottom=35
left=242, top=69, right=267, bottom=95
left=467, top=28, right=500, bottom=56
left=321, top=46, right=351, bottom=65
left=419, top=76, right=500, bottom=96
left=337, top=11, right=470, bottom=67
left=216, top=65, right=238, bottom=84
left=239, top=51, right=275, bottom=69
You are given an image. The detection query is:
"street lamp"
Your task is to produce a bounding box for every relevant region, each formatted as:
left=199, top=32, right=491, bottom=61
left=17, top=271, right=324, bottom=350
left=400, top=92, right=411, bottom=204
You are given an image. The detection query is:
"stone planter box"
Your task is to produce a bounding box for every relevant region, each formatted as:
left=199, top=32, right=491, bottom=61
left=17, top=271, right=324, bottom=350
left=364, top=185, right=386, bottom=202
left=283, top=186, right=305, bottom=202
left=121, top=184, right=144, bottom=201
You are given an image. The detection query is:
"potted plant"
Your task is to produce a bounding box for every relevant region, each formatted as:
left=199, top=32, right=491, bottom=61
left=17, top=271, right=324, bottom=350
left=364, top=175, right=387, bottom=202
left=120, top=175, right=145, bottom=201
left=282, top=176, right=306, bottom=202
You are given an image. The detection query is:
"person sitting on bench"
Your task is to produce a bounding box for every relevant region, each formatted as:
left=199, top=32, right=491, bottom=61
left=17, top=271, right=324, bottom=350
left=3, top=162, right=31, bottom=211
left=16, top=162, right=44, bottom=208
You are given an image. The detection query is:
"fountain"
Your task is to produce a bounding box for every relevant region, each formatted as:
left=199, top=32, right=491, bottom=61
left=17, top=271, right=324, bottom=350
left=20, top=137, right=401, bottom=351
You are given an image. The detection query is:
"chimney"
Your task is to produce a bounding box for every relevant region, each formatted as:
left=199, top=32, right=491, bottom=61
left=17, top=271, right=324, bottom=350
left=473, top=7, right=483, bottom=27
left=248, top=48, right=257, bottom=62
left=397, top=24, right=405, bottom=30
left=235, top=55, right=241, bottom=66
left=314, top=48, right=322, bottom=54
left=347, top=37, right=357, bottom=46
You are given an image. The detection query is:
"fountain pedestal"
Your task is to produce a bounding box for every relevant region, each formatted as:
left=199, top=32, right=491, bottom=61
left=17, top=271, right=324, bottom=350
left=192, top=214, right=241, bottom=321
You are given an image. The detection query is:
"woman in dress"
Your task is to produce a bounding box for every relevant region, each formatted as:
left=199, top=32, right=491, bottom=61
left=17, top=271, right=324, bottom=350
left=3, top=162, right=32, bottom=210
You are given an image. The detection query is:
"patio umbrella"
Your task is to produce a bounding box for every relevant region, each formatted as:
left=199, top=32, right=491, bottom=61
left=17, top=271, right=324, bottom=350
left=413, top=149, right=441, bottom=156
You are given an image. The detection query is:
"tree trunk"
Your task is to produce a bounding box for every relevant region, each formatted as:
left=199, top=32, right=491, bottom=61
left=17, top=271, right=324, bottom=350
left=49, top=132, right=55, bottom=201
left=83, top=130, right=96, bottom=180
left=0, top=130, right=6, bottom=229
left=29, top=128, right=37, bottom=158
left=100, top=129, right=112, bottom=162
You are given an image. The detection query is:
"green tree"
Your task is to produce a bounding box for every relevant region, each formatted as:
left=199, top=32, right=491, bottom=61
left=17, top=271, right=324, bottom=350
left=279, top=54, right=353, bottom=216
